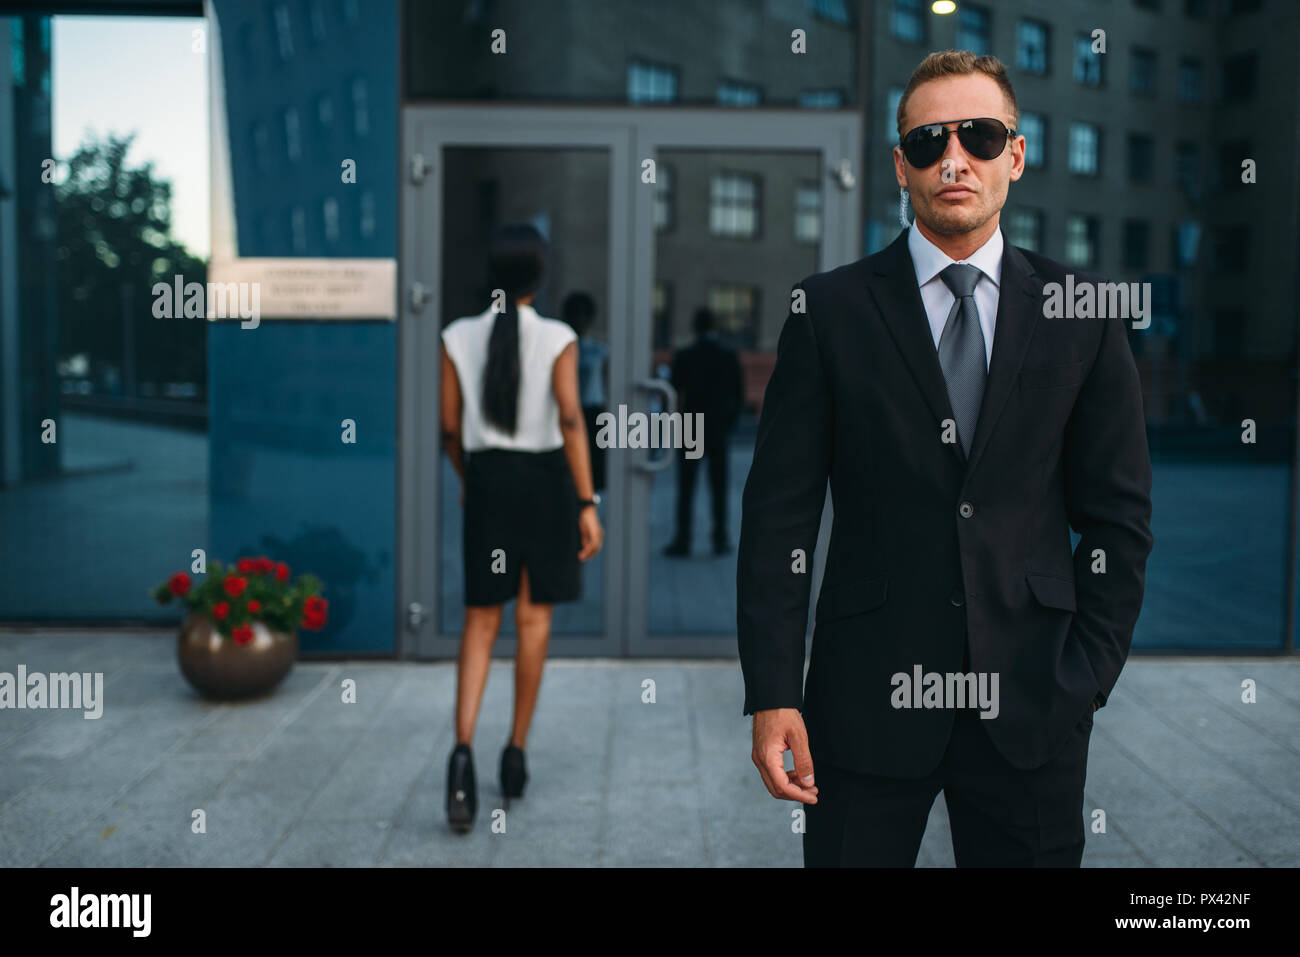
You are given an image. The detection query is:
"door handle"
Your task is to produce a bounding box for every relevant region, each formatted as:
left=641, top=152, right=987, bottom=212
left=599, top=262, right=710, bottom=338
left=631, top=377, right=679, bottom=473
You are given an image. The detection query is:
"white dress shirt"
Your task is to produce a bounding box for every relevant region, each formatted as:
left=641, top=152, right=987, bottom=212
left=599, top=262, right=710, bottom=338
left=441, top=302, right=577, bottom=452
left=907, top=222, right=1003, bottom=371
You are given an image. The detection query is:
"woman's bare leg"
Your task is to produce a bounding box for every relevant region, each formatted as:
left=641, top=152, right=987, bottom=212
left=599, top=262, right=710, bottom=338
left=455, top=604, right=503, bottom=746
left=510, top=566, right=553, bottom=749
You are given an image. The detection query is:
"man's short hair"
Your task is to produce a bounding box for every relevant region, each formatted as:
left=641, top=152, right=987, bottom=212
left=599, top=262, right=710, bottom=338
left=895, top=50, right=1020, bottom=140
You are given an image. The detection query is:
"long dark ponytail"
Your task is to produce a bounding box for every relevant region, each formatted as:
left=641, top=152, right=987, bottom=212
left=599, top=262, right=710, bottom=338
left=482, top=223, right=546, bottom=434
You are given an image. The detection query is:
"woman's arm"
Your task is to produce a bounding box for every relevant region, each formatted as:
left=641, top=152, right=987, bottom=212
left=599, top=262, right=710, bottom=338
left=553, top=340, right=603, bottom=560
left=440, top=343, right=466, bottom=498
left=554, top=341, right=594, bottom=501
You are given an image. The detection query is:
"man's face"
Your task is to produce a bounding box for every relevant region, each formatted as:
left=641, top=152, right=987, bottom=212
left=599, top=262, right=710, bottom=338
left=893, top=74, right=1024, bottom=237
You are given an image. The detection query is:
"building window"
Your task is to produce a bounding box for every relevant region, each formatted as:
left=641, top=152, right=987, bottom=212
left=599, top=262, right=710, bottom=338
left=887, top=85, right=905, bottom=141
left=1005, top=208, right=1043, bottom=252
left=1172, top=221, right=1200, bottom=267
left=1068, top=123, right=1099, bottom=175
left=1127, top=133, right=1153, bottom=182
left=1183, top=0, right=1208, bottom=14
left=309, top=0, right=327, bottom=43
left=628, top=60, right=678, bottom=103
left=1064, top=214, right=1098, bottom=268
left=1130, top=48, right=1156, bottom=95
left=290, top=205, right=307, bottom=253
left=799, top=88, right=844, bottom=109
left=1016, top=20, right=1049, bottom=75
left=283, top=107, right=301, bottom=162
left=351, top=76, right=369, bottom=136
left=1221, top=54, right=1257, bottom=102
left=272, top=3, right=293, bottom=60
left=708, top=284, right=760, bottom=348
left=890, top=0, right=925, bottom=43
left=1135, top=0, right=1161, bottom=9
left=1019, top=112, right=1045, bottom=167
left=1175, top=141, right=1199, bottom=195
left=956, top=4, right=991, bottom=56
left=710, top=173, right=760, bottom=238
left=323, top=197, right=339, bottom=244
left=1074, top=34, right=1102, bottom=87
left=1122, top=219, right=1150, bottom=270
left=315, top=93, right=333, bottom=131
left=809, top=0, right=851, bottom=23
left=654, top=163, right=673, bottom=231
left=1216, top=139, right=1251, bottom=189
left=653, top=281, right=672, bottom=350
left=1229, top=0, right=1262, bottom=12
left=794, top=183, right=821, bottom=244
left=359, top=190, right=374, bottom=239
left=717, top=80, right=761, bottom=107
left=1213, top=226, right=1249, bottom=273
left=1178, top=58, right=1203, bottom=103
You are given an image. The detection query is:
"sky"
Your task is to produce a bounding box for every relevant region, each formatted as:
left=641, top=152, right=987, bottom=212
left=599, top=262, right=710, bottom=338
left=52, top=16, right=210, bottom=259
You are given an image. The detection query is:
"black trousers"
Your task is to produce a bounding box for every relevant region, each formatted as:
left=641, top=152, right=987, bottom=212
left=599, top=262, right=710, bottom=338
left=672, top=435, right=729, bottom=543
left=803, top=697, right=1094, bottom=867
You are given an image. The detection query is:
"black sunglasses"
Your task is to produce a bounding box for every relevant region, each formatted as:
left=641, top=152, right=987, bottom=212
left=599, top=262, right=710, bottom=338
left=900, top=117, right=1017, bottom=169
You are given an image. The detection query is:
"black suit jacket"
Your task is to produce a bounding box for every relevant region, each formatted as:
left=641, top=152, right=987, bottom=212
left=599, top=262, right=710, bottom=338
left=736, top=230, right=1154, bottom=776
left=671, top=335, right=745, bottom=437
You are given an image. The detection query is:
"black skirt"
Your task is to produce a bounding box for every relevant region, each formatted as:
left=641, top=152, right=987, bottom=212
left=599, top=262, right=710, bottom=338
left=462, top=447, right=582, bottom=605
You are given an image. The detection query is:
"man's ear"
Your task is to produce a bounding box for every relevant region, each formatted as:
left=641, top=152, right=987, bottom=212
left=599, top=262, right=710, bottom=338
left=893, top=146, right=909, bottom=189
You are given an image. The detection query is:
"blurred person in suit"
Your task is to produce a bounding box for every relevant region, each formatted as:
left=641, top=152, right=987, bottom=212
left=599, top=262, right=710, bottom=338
left=664, top=306, right=745, bottom=557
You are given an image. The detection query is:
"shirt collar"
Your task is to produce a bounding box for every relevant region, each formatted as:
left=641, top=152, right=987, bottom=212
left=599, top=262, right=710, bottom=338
left=907, top=221, right=1003, bottom=289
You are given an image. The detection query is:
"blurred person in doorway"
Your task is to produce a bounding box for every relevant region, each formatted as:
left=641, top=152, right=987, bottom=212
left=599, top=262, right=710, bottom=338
left=561, top=291, right=608, bottom=493
left=664, top=306, right=745, bottom=557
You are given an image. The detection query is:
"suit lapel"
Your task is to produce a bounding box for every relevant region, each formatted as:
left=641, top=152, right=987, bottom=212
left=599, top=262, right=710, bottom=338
left=866, top=230, right=1041, bottom=479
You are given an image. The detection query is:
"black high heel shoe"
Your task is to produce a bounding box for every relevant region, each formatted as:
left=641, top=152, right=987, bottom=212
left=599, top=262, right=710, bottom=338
left=500, top=743, right=527, bottom=799
left=446, top=743, right=477, bottom=832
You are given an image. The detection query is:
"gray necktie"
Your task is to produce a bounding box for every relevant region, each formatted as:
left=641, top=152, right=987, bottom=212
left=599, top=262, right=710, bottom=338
left=937, top=263, right=987, bottom=458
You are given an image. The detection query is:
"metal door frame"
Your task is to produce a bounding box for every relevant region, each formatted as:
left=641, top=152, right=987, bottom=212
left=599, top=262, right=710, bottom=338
left=398, top=105, right=860, bottom=659
left=398, top=106, right=632, bottom=659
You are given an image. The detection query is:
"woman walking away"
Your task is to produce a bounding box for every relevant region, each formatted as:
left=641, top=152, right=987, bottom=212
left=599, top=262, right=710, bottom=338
left=439, top=223, right=604, bottom=833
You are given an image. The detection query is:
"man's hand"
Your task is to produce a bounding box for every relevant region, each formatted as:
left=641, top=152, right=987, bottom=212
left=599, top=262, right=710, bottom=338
left=751, top=708, right=818, bottom=804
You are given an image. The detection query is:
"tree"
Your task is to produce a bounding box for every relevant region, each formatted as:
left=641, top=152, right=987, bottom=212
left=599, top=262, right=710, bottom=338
left=53, top=131, right=207, bottom=395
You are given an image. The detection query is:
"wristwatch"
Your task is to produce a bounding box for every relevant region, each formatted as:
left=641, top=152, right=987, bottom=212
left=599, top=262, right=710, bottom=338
left=578, top=492, right=601, bottom=510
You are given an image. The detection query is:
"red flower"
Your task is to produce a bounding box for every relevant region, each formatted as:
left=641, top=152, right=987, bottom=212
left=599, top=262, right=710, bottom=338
left=274, top=561, right=290, bottom=582
left=232, top=624, right=254, bottom=645
left=300, top=595, right=328, bottom=631
left=168, top=572, right=192, bottom=596
left=256, top=556, right=274, bottom=575
left=223, top=574, right=247, bottom=598
left=212, top=601, right=230, bottom=621
left=246, top=599, right=261, bottom=614
left=236, top=557, right=258, bottom=574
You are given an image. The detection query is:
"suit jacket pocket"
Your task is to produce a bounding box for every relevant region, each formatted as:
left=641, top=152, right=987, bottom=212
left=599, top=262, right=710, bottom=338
left=1026, top=572, right=1077, bottom=612
left=1019, top=360, right=1084, bottom=391
left=815, top=577, right=888, bottom=625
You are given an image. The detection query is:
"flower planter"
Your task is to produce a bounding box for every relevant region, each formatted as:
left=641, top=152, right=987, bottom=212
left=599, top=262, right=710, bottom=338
left=178, top=611, right=297, bottom=700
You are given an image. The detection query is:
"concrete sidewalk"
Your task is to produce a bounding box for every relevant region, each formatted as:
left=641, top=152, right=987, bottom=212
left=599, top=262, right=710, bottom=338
left=0, top=632, right=1296, bottom=866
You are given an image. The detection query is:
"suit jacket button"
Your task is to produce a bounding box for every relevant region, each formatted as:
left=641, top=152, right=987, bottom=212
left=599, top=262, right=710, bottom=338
left=949, top=588, right=964, bottom=606
left=958, top=501, right=974, bottom=518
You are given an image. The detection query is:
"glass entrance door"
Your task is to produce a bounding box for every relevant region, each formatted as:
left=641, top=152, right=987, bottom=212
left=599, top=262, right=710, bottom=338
left=623, top=111, right=861, bottom=655
left=400, top=106, right=858, bottom=658
left=400, top=111, right=631, bottom=657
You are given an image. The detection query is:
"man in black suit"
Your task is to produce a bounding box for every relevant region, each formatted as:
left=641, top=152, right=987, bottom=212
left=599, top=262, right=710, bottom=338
left=737, top=51, right=1153, bottom=866
left=665, top=307, right=746, bottom=556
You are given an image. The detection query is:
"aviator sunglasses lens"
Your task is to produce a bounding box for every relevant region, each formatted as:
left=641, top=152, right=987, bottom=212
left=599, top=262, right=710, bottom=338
left=902, top=118, right=1009, bottom=167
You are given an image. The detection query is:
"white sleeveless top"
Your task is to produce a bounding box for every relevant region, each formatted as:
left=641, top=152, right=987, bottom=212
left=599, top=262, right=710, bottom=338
left=441, top=303, right=577, bottom=452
